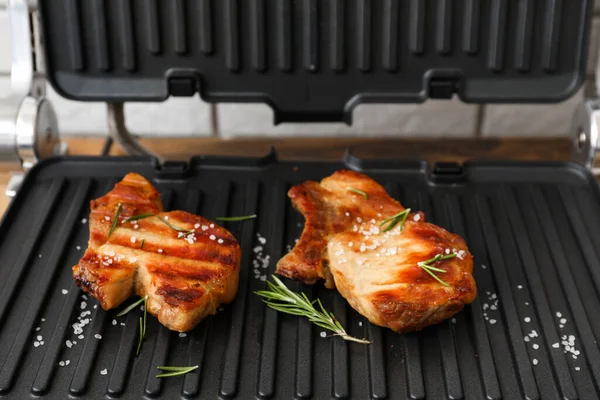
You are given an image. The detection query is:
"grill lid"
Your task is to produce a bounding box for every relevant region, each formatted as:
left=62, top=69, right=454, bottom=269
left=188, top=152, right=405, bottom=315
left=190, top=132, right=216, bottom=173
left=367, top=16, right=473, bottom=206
left=38, top=0, right=593, bottom=123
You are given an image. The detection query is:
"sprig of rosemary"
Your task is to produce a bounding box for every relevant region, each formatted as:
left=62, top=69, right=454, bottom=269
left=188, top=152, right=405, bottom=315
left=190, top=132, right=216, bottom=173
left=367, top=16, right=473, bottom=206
left=215, top=214, right=257, bottom=222
left=417, top=253, right=456, bottom=287
left=380, top=208, right=411, bottom=233
left=156, top=216, right=195, bottom=238
left=156, top=365, right=198, bottom=378
left=140, top=239, right=145, bottom=249
left=347, top=187, right=368, bottom=200
left=107, top=204, right=122, bottom=238
left=137, top=317, right=144, bottom=355
left=255, top=275, right=370, bottom=344
left=122, top=213, right=155, bottom=223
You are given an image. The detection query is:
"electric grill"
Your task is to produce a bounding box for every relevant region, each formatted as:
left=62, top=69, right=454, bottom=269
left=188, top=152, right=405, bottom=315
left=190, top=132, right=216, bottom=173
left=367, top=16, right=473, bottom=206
left=1, top=0, right=600, bottom=399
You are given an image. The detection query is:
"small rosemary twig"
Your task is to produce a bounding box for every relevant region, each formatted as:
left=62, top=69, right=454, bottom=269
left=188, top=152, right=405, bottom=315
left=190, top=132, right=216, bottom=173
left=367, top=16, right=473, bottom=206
left=417, top=254, right=457, bottom=287
left=380, top=208, right=411, bottom=233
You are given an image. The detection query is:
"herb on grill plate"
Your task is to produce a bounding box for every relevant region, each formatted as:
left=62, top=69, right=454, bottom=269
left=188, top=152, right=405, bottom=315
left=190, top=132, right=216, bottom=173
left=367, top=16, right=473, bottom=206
left=156, top=365, right=199, bottom=378
left=255, top=275, right=371, bottom=344
left=116, top=296, right=148, bottom=355
left=122, top=213, right=155, bottom=223
left=215, top=214, right=257, bottom=222
left=347, top=187, right=368, bottom=200
left=140, top=239, right=145, bottom=249
left=380, top=208, right=411, bottom=233
left=107, top=203, right=122, bottom=238
left=417, top=254, right=457, bottom=287
left=156, top=216, right=195, bottom=238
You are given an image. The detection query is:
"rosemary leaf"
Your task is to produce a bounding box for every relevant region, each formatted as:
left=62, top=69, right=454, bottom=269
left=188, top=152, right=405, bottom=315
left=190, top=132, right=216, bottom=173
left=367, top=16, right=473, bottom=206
left=347, top=187, right=368, bottom=200
left=116, top=297, right=146, bottom=317
left=156, top=365, right=198, bottom=378
left=107, top=204, right=122, bottom=238
left=156, top=217, right=194, bottom=238
left=122, top=213, right=155, bottom=223
left=136, top=317, right=143, bottom=355
left=142, top=296, right=148, bottom=336
left=140, top=239, right=145, bottom=249
left=255, top=276, right=370, bottom=345
left=215, top=214, right=257, bottom=222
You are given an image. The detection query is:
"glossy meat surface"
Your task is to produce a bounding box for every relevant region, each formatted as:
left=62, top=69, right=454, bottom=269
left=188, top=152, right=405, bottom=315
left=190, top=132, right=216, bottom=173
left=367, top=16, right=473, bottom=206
left=276, top=170, right=476, bottom=332
left=72, top=173, right=240, bottom=332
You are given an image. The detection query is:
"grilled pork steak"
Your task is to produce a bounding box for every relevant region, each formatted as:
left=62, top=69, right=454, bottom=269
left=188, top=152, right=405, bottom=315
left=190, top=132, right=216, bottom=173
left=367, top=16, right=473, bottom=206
left=73, top=173, right=240, bottom=332
left=276, top=170, right=476, bottom=332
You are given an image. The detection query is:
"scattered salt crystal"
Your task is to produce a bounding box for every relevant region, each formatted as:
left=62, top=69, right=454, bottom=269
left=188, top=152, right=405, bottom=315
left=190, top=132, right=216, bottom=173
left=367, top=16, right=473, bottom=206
left=59, top=361, right=65, bottom=367
left=76, top=246, right=81, bottom=250
left=78, top=335, right=84, bottom=339
left=556, top=312, right=562, bottom=318
left=452, top=318, right=457, bottom=324
left=525, top=302, right=530, bottom=305
left=66, top=360, right=70, bottom=366
left=157, top=249, right=163, bottom=253
left=524, top=337, right=530, bottom=342
left=560, top=318, right=567, bottom=324
left=194, top=223, right=200, bottom=229
left=61, top=289, right=68, bottom=295
left=260, top=276, right=266, bottom=281
left=209, top=224, right=214, bottom=228
left=120, top=322, right=125, bottom=326
left=413, top=214, right=421, bottom=222
left=37, top=335, right=42, bottom=341
left=517, top=285, right=523, bottom=289
left=533, top=344, right=539, bottom=350
left=34, top=341, right=40, bottom=347
left=358, top=322, right=363, bottom=327
left=179, top=333, right=187, bottom=338
left=104, top=216, right=110, bottom=221
left=576, top=367, right=581, bottom=371
left=81, top=218, right=87, bottom=224
left=445, top=248, right=451, bottom=255
left=258, top=237, right=266, bottom=244
left=100, top=369, right=108, bottom=375
left=209, top=235, right=216, bottom=240
left=552, top=343, right=559, bottom=348
left=112, top=319, right=117, bottom=326
left=81, top=301, right=87, bottom=309
left=38, top=254, right=42, bottom=258
left=218, top=239, right=224, bottom=244
left=66, top=340, right=73, bottom=348
left=130, top=237, right=137, bottom=244
left=482, top=265, right=487, bottom=269
left=134, top=224, right=139, bottom=229
left=524, top=317, right=531, bottom=323
left=94, top=334, right=102, bottom=339
left=320, top=332, right=326, bottom=338
left=489, top=319, right=497, bottom=324
left=533, top=359, right=538, bottom=366
left=164, top=216, right=169, bottom=220
left=35, top=327, right=40, bottom=331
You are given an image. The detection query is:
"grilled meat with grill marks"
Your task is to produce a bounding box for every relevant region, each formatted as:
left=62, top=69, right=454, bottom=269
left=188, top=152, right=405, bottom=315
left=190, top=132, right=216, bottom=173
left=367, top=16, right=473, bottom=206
left=72, top=173, right=241, bottom=332
left=276, top=170, right=476, bottom=332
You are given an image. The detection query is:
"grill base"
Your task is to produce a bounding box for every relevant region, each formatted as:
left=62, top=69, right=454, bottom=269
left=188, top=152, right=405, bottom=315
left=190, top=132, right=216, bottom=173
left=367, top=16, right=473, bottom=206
left=0, top=156, right=599, bottom=399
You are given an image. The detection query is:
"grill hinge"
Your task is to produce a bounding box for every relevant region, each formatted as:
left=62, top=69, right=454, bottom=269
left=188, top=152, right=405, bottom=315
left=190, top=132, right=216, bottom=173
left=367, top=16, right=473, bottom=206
left=571, top=99, right=600, bottom=177
left=0, top=0, right=66, bottom=200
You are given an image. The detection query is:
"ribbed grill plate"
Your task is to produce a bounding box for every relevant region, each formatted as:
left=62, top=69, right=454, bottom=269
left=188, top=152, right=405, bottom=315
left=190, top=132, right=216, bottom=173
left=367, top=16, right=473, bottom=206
left=0, top=156, right=600, bottom=399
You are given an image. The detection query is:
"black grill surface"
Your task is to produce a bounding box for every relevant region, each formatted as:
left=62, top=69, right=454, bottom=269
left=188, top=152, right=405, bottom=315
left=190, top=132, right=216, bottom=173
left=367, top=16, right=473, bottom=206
left=1, top=156, right=600, bottom=399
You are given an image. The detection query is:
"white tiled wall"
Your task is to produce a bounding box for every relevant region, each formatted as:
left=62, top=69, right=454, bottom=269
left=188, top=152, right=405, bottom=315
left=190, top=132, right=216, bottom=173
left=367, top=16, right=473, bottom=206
left=1, top=5, right=600, bottom=138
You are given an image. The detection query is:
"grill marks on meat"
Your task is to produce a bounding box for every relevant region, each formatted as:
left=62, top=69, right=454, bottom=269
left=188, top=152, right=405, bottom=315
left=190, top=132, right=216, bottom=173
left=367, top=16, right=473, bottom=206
left=73, top=173, right=240, bottom=332
left=276, top=170, right=476, bottom=333
left=276, top=170, right=405, bottom=288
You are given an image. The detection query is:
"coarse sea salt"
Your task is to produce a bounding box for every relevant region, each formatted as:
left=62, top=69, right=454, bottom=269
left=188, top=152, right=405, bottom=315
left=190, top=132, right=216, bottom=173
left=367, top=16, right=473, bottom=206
left=62, top=289, right=68, bottom=295
left=100, top=369, right=108, bottom=375
left=320, top=332, right=326, bottom=338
